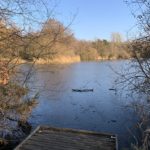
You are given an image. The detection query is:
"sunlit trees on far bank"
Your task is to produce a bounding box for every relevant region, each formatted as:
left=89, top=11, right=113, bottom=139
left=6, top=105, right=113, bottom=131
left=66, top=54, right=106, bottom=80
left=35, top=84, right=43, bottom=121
left=92, top=33, right=130, bottom=60
left=15, top=19, right=130, bottom=62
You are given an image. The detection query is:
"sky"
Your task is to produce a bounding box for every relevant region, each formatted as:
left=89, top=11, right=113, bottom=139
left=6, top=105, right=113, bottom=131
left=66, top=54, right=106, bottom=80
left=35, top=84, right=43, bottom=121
left=54, top=0, right=136, bottom=41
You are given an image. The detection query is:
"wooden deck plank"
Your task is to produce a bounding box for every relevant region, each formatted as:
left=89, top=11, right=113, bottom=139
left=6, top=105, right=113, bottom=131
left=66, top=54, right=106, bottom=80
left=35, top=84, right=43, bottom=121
left=14, top=126, right=118, bottom=150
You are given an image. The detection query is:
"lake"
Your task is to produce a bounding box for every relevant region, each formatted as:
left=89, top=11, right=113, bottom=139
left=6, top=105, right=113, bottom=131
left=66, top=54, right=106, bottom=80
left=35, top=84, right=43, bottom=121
left=26, top=60, right=139, bottom=149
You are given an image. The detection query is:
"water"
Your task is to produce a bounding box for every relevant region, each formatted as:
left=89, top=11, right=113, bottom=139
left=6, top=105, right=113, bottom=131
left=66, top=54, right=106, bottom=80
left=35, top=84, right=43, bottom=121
left=26, top=60, right=139, bottom=149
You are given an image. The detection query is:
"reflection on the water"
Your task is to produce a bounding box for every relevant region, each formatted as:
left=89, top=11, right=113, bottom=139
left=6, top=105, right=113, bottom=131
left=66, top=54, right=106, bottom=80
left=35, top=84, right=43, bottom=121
left=28, top=61, right=138, bottom=149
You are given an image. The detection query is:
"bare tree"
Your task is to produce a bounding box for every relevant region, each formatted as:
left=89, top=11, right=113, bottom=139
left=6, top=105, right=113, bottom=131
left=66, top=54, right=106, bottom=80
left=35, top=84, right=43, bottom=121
left=117, top=0, right=150, bottom=149
left=123, top=0, right=150, bottom=98
left=0, top=0, right=73, bottom=148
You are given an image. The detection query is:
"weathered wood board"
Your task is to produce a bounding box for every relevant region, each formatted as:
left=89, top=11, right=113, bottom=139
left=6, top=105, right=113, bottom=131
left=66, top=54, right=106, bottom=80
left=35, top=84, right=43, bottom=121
left=15, top=126, right=118, bottom=150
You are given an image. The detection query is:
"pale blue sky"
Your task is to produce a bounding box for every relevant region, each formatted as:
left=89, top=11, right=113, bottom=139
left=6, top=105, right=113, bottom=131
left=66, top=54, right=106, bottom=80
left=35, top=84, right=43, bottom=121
left=54, top=0, right=136, bottom=40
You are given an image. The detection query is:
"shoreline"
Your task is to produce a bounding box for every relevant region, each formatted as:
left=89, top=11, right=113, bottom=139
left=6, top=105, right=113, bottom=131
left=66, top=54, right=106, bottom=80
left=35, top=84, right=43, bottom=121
left=32, top=56, right=129, bottom=64
left=1, top=56, right=130, bottom=65
left=34, top=56, right=80, bottom=64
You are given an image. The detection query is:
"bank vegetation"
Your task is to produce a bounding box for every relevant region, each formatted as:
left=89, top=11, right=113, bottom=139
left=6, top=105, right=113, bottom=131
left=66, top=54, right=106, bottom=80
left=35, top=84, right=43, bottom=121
left=0, top=18, right=131, bottom=64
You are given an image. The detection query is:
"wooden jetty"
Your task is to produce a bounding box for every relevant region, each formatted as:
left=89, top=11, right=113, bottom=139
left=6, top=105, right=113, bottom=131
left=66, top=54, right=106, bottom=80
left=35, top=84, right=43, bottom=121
left=15, top=126, right=118, bottom=150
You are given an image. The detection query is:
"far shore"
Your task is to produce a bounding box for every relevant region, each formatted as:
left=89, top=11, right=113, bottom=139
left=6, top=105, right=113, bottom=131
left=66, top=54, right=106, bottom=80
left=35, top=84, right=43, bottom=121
left=1, top=55, right=130, bottom=65
left=34, top=55, right=81, bottom=64
left=32, top=56, right=130, bottom=64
